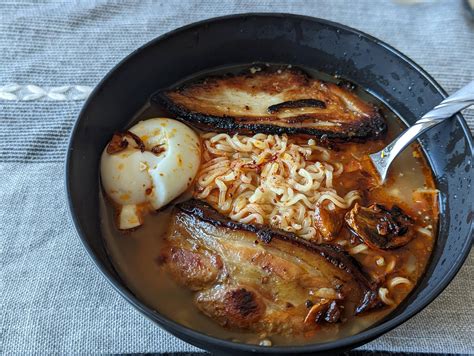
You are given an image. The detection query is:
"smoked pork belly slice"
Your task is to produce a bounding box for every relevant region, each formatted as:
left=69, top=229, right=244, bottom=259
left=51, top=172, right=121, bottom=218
left=157, top=199, right=379, bottom=336
left=152, top=68, right=387, bottom=141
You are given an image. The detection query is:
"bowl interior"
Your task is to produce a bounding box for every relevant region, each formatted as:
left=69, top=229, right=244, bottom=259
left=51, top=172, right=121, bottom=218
left=67, top=14, right=473, bottom=354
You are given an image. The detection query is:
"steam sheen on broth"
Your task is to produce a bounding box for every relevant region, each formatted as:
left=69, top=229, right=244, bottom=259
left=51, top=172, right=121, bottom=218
left=100, top=65, right=438, bottom=346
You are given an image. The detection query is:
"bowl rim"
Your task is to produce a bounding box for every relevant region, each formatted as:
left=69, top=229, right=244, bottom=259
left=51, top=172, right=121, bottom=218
left=66, top=12, right=474, bottom=354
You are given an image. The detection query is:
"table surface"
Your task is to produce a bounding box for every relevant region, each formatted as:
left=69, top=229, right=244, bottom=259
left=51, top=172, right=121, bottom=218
left=1, top=1, right=473, bottom=354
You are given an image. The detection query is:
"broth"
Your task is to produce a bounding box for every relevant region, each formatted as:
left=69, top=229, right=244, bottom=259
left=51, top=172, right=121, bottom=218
left=100, top=65, right=438, bottom=346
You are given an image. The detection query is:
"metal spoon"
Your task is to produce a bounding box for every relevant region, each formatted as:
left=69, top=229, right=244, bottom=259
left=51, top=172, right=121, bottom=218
left=369, top=80, right=474, bottom=183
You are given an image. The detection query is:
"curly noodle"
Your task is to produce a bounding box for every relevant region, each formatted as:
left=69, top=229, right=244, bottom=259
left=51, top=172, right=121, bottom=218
left=194, top=133, right=360, bottom=242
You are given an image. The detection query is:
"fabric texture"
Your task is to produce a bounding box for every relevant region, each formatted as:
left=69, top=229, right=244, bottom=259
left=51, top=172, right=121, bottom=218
left=0, top=0, right=473, bottom=354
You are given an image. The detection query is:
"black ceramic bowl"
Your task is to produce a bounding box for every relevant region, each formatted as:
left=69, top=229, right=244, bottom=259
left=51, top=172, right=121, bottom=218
left=66, top=14, right=473, bottom=355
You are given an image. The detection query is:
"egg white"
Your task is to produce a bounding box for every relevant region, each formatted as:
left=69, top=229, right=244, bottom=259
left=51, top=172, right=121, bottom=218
left=100, top=118, right=201, bottom=229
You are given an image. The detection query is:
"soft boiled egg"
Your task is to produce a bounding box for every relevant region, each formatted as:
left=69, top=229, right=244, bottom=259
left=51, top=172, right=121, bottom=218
left=100, top=118, right=201, bottom=229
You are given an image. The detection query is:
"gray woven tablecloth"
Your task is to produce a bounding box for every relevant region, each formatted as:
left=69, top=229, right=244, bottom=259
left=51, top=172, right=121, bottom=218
left=1, top=1, right=473, bottom=354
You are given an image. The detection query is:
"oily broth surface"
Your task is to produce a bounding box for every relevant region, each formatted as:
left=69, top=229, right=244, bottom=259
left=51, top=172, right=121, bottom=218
left=100, top=65, right=437, bottom=346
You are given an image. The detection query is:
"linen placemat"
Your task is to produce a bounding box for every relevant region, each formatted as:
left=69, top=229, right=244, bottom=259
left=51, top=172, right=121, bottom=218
left=1, top=0, right=473, bottom=354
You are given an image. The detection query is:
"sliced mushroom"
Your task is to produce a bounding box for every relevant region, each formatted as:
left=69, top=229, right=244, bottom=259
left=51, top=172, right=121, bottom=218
left=324, top=300, right=342, bottom=323
left=313, top=201, right=345, bottom=241
left=304, top=299, right=342, bottom=324
left=345, top=203, right=414, bottom=250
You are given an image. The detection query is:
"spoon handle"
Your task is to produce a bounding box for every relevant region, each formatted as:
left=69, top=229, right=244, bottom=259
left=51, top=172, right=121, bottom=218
left=380, top=80, right=474, bottom=164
